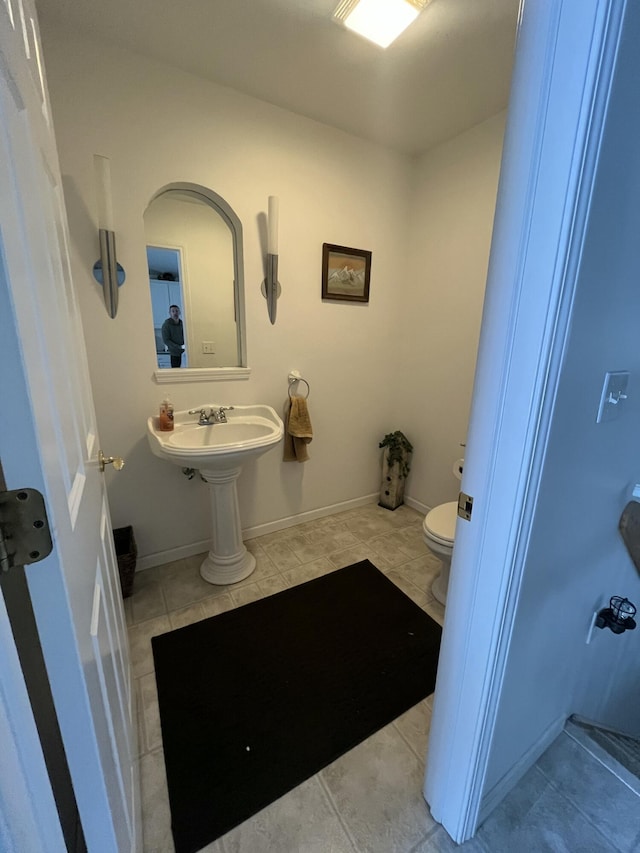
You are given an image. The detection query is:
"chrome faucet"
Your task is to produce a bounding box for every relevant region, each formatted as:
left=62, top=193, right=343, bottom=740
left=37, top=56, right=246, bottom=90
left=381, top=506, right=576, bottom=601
left=213, top=406, right=234, bottom=423
left=189, top=406, right=234, bottom=425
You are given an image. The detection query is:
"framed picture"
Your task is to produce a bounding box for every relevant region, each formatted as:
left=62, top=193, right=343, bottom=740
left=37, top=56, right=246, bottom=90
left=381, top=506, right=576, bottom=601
left=322, top=243, right=372, bottom=303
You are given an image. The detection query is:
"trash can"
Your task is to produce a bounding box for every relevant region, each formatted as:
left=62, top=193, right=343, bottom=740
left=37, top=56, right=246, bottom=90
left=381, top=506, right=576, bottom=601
left=113, top=526, right=137, bottom=598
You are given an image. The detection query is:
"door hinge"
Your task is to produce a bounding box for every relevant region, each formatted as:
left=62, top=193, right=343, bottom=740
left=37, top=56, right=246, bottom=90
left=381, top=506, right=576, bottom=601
left=0, top=488, right=53, bottom=573
left=458, top=491, right=474, bottom=521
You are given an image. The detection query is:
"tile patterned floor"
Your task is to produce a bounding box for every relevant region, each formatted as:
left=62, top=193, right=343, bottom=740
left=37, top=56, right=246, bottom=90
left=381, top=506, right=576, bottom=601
left=128, top=503, right=637, bottom=853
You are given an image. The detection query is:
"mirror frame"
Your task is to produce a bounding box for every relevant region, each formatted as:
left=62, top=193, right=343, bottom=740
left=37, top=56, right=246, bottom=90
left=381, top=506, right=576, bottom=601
left=148, top=182, right=250, bottom=383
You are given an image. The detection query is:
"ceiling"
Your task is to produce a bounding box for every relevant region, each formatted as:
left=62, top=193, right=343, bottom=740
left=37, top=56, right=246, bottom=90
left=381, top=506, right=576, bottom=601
left=35, top=0, right=520, bottom=156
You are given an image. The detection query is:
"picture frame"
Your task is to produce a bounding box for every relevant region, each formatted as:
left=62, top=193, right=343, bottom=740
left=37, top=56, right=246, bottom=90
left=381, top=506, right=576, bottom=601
left=321, top=243, right=372, bottom=303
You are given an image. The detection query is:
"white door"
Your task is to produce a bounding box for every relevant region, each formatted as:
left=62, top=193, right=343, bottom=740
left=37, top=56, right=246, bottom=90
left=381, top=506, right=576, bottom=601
left=0, top=3, right=137, bottom=850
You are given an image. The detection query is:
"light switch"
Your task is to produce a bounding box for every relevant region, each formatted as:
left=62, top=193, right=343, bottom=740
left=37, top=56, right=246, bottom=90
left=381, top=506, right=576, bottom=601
left=202, top=342, right=216, bottom=354
left=596, top=370, right=629, bottom=423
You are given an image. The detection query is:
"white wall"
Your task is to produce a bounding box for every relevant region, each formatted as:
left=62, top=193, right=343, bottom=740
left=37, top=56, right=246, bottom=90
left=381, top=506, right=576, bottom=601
left=485, top=0, right=640, bottom=789
left=39, top=25, right=504, bottom=562
left=403, top=113, right=506, bottom=510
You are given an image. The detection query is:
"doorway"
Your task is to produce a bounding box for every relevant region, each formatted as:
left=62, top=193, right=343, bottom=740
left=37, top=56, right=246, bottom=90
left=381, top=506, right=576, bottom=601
left=147, top=245, right=188, bottom=369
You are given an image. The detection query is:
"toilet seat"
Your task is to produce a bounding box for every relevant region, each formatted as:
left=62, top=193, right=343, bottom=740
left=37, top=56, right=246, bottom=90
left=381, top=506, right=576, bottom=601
left=423, top=501, right=458, bottom=545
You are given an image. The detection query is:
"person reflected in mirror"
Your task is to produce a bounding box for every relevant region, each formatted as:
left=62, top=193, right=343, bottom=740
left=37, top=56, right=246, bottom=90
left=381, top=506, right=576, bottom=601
left=161, top=304, right=185, bottom=368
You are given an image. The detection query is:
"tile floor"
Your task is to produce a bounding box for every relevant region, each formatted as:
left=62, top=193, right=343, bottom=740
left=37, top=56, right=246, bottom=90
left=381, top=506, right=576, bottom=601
left=128, top=503, right=637, bottom=853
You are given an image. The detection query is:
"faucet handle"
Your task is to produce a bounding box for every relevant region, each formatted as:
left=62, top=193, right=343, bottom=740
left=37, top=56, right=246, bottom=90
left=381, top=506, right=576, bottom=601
left=215, top=405, right=234, bottom=423
left=189, top=407, right=211, bottom=424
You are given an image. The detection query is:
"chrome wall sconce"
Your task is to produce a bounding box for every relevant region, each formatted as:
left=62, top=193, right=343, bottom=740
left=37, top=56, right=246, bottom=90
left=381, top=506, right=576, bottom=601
left=261, top=196, right=281, bottom=325
left=92, top=155, right=125, bottom=318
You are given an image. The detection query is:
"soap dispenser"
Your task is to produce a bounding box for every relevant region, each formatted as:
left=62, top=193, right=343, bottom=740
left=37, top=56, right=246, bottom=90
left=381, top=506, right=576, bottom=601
left=159, top=397, right=174, bottom=431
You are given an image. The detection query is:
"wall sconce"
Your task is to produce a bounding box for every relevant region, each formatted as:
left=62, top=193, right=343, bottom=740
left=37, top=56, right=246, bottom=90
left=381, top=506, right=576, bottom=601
left=92, top=155, right=125, bottom=318
left=595, top=596, right=637, bottom=634
left=261, top=196, right=281, bottom=325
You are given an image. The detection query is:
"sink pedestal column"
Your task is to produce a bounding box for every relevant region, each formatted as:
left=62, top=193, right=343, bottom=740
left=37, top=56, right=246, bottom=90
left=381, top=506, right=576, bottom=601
left=199, top=466, right=256, bottom=584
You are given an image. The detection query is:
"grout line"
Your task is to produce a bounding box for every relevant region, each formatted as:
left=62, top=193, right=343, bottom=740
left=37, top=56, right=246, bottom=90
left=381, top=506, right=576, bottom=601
left=134, top=678, right=147, bottom=759
left=564, top=722, right=640, bottom=798
left=534, top=761, right=627, bottom=851
left=390, top=718, right=417, bottom=759
left=158, top=577, right=171, bottom=624
left=475, top=832, right=493, bottom=853
left=316, top=772, right=361, bottom=853
left=406, top=822, right=442, bottom=853
left=391, top=702, right=432, bottom=763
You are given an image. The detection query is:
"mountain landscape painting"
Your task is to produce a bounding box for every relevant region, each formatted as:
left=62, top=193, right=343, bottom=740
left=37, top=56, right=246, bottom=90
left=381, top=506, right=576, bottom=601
left=322, top=243, right=371, bottom=303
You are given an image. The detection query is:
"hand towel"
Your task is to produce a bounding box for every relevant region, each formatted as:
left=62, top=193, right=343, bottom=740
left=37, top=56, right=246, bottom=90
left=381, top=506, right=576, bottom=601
left=282, top=401, right=296, bottom=462
left=283, top=395, right=313, bottom=462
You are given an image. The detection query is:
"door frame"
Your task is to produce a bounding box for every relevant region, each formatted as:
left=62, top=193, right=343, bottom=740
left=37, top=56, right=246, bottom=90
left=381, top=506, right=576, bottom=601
left=0, top=552, right=67, bottom=852
left=423, top=0, right=627, bottom=841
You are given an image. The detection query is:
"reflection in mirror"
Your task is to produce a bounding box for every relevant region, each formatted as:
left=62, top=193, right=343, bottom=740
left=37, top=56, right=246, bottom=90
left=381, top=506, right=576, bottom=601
left=147, top=246, right=187, bottom=368
left=144, top=185, right=246, bottom=370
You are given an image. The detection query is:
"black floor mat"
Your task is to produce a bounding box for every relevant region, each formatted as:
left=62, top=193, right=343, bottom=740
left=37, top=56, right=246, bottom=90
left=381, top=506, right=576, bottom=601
left=152, top=560, right=442, bottom=853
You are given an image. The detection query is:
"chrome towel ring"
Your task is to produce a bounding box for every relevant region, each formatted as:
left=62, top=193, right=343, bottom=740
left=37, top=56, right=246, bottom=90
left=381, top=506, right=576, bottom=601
left=288, top=371, right=310, bottom=399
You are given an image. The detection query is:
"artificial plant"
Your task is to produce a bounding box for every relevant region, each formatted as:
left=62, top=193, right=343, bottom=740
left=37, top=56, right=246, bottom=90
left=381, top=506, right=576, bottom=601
left=378, top=431, right=413, bottom=479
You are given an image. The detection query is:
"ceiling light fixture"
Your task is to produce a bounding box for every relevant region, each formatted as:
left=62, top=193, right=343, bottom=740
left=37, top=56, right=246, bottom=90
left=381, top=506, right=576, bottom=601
left=333, top=0, right=428, bottom=49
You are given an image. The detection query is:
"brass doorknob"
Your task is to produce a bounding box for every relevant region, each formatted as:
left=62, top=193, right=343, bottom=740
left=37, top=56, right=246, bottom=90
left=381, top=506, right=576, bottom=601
left=99, top=450, right=125, bottom=472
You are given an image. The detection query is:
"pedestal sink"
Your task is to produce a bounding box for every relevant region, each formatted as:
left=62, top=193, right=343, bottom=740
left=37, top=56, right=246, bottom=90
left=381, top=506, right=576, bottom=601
left=147, top=405, right=283, bottom=584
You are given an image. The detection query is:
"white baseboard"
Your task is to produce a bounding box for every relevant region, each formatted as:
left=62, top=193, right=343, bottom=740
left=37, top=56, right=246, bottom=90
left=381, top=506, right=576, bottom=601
left=405, top=494, right=429, bottom=516
left=137, top=538, right=212, bottom=572
left=478, top=714, right=567, bottom=823
left=241, top=493, right=379, bottom=540
left=136, top=493, right=380, bottom=572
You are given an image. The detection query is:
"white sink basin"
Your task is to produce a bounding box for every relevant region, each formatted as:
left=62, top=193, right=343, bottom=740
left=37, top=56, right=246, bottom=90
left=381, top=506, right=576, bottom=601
left=147, top=404, right=284, bottom=470
left=147, top=404, right=284, bottom=586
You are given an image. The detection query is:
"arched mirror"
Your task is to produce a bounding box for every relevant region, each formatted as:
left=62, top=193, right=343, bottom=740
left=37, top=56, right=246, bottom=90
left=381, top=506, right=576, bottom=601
left=144, top=183, right=247, bottom=377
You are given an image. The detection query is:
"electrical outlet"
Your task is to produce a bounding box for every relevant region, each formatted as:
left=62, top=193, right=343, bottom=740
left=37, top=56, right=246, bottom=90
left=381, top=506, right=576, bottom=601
left=201, top=342, right=216, bottom=354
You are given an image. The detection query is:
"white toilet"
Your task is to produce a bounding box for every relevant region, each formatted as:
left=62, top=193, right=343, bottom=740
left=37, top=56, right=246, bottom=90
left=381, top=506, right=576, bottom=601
left=422, top=458, right=463, bottom=605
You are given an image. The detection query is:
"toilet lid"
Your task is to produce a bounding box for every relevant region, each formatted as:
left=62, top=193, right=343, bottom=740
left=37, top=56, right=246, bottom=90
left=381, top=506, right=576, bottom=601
left=424, top=501, right=458, bottom=543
